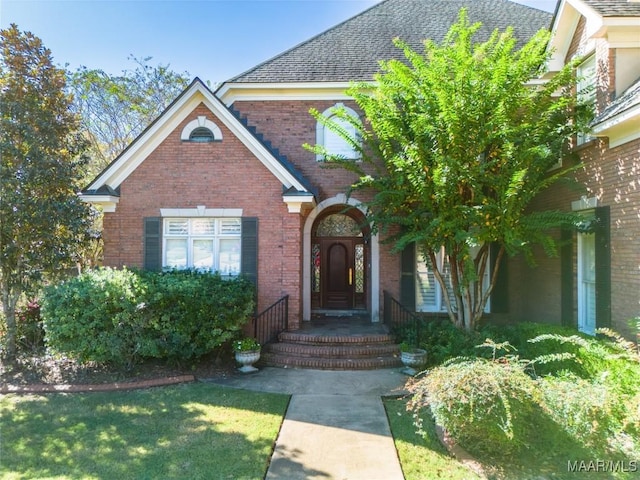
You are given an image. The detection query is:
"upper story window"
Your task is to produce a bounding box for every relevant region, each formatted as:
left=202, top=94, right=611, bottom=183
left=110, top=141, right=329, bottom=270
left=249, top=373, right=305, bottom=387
left=189, top=127, right=215, bottom=143
left=163, top=218, right=240, bottom=275
left=576, top=55, right=596, bottom=146
left=316, top=103, right=361, bottom=161
left=181, top=115, right=223, bottom=143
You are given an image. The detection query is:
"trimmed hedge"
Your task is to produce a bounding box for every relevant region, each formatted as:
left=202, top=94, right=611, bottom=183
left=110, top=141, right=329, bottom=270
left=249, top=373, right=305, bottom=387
left=42, top=268, right=255, bottom=367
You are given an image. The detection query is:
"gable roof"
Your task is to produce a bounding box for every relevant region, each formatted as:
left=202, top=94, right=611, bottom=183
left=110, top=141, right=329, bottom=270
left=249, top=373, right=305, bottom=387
left=227, top=0, right=553, bottom=84
left=581, top=0, right=640, bottom=16
left=81, top=79, right=316, bottom=211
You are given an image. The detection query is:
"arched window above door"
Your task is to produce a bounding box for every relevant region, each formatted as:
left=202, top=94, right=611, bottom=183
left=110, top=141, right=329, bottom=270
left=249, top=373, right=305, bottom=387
left=315, top=214, right=362, bottom=237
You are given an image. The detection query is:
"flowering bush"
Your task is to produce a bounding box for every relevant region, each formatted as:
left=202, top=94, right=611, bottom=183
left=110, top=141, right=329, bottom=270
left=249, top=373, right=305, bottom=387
left=234, top=338, right=260, bottom=352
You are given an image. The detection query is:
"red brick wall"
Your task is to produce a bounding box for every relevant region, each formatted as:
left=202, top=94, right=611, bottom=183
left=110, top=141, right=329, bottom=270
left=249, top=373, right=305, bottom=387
left=233, top=99, right=403, bottom=311
left=511, top=136, right=640, bottom=334
left=102, top=103, right=303, bottom=324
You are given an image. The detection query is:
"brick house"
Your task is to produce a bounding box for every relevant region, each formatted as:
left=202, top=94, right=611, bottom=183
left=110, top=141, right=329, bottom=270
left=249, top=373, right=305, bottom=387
left=81, top=0, right=639, bottom=340
left=509, top=0, right=640, bottom=337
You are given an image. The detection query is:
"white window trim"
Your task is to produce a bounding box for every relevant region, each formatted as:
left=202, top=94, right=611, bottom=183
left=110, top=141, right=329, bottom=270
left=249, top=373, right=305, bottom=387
left=161, top=207, right=242, bottom=217
left=162, top=217, right=241, bottom=275
left=180, top=115, right=223, bottom=142
left=576, top=55, right=596, bottom=146
left=315, top=103, right=361, bottom=161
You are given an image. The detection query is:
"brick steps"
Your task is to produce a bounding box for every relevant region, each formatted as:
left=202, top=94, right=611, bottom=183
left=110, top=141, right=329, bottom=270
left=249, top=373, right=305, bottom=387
left=261, top=330, right=402, bottom=370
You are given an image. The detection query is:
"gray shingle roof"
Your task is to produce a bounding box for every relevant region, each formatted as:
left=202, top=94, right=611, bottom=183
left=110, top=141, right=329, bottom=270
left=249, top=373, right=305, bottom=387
left=228, top=0, right=553, bottom=84
left=594, top=76, right=640, bottom=125
left=581, top=0, right=640, bottom=16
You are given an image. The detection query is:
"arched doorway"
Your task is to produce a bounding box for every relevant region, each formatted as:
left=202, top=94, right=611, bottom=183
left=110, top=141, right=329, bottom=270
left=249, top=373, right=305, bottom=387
left=311, top=208, right=369, bottom=311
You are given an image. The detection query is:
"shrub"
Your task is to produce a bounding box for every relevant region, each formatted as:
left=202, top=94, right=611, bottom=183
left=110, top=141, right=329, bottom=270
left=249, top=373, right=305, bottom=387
left=15, top=299, right=45, bottom=352
left=42, top=267, right=147, bottom=367
left=407, top=355, right=541, bottom=458
left=139, top=269, right=254, bottom=361
left=42, top=268, right=255, bottom=367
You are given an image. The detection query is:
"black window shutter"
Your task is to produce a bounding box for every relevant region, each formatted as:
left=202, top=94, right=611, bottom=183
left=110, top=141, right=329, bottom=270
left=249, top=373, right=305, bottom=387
left=560, top=227, right=574, bottom=327
left=143, top=217, right=162, bottom=271
left=400, top=243, right=416, bottom=310
left=241, top=217, right=258, bottom=287
left=594, top=206, right=611, bottom=329
left=490, top=243, right=508, bottom=313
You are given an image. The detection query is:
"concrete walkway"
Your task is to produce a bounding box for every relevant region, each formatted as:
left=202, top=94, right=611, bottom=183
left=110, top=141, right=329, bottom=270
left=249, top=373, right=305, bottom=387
left=206, top=367, right=409, bottom=480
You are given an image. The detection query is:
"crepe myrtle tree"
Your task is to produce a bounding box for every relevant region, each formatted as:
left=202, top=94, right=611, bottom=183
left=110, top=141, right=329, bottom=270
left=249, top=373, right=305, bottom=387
left=0, top=25, right=93, bottom=359
left=307, top=10, right=592, bottom=331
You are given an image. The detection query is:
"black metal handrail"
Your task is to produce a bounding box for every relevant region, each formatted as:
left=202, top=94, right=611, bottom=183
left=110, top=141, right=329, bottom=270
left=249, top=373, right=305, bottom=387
left=253, top=295, right=289, bottom=345
left=383, top=290, right=423, bottom=346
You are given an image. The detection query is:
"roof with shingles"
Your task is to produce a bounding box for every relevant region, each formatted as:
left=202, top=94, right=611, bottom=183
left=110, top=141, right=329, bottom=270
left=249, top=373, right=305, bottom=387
left=228, top=0, right=553, bottom=84
left=594, top=76, right=640, bottom=124
left=580, top=0, right=640, bottom=16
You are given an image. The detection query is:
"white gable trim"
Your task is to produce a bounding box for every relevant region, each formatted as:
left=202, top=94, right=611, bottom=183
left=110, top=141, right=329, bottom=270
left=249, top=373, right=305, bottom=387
left=216, top=81, right=368, bottom=106
left=84, top=80, right=310, bottom=195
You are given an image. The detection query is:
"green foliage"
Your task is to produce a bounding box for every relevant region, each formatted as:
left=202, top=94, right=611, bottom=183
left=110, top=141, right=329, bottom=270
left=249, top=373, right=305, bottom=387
left=0, top=24, right=93, bottom=360
left=69, top=56, right=191, bottom=179
left=233, top=337, right=261, bottom=352
left=406, top=325, right=640, bottom=462
left=14, top=300, right=44, bottom=352
left=42, top=268, right=146, bottom=367
left=42, top=268, right=255, bottom=367
left=139, top=269, right=255, bottom=361
left=408, top=356, right=541, bottom=457
left=308, top=9, right=591, bottom=331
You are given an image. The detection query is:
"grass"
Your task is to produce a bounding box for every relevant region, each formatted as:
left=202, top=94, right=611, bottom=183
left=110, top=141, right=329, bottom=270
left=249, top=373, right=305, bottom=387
left=386, top=396, right=639, bottom=480
left=384, top=397, right=483, bottom=480
left=0, top=383, right=289, bottom=480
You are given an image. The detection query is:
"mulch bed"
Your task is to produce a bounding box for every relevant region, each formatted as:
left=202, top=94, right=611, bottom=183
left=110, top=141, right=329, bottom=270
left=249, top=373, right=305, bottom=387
left=1, top=351, right=238, bottom=394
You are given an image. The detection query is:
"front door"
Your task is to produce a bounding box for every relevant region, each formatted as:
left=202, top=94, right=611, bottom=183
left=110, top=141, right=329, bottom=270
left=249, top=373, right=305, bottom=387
left=311, top=211, right=367, bottom=311
left=324, top=240, right=351, bottom=309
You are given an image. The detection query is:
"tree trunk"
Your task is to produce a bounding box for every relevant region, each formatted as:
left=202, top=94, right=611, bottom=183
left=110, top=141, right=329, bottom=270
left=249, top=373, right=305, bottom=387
left=1, top=282, right=19, bottom=361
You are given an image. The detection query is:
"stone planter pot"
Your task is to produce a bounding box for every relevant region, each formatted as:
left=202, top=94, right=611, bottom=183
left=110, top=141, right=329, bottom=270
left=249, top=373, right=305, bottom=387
left=235, top=350, right=261, bottom=373
left=400, top=348, right=427, bottom=375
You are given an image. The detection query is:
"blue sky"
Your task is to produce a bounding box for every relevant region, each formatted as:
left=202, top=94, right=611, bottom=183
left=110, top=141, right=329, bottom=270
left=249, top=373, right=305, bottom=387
left=1, top=0, right=558, bottom=85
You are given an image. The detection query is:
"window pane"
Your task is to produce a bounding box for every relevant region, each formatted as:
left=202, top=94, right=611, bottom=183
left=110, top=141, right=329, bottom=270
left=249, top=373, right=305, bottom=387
left=355, top=244, right=364, bottom=294
left=166, top=219, right=188, bottom=235
left=219, top=238, right=241, bottom=275
left=220, top=218, right=241, bottom=235
left=312, top=243, right=320, bottom=293
left=324, top=116, right=357, bottom=159
left=192, top=218, right=216, bottom=235
left=416, top=257, right=437, bottom=311
left=193, top=239, right=214, bottom=269
left=165, top=239, right=188, bottom=268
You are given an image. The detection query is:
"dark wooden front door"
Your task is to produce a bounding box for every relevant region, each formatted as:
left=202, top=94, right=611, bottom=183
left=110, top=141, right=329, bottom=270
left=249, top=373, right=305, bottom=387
left=320, top=238, right=365, bottom=310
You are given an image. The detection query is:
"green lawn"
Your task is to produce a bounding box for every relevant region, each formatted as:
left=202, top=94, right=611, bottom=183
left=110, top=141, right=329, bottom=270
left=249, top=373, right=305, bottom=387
left=0, top=383, right=289, bottom=480
left=384, top=398, right=483, bottom=480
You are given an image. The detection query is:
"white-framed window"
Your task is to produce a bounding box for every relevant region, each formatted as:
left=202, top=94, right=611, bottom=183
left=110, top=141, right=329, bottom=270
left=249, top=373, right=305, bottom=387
left=163, top=218, right=241, bottom=275
left=316, top=103, right=361, bottom=161
left=180, top=115, right=223, bottom=142
left=576, top=55, right=596, bottom=146
left=416, top=246, right=490, bottom=313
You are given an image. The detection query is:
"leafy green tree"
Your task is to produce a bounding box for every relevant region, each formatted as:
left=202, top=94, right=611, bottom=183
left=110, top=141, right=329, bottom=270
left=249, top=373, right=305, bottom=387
left=309, top=10, right=592, bottom=331
left=69, top=56, right=191, bottom=179
left=0, top=24, right=92, bottom=359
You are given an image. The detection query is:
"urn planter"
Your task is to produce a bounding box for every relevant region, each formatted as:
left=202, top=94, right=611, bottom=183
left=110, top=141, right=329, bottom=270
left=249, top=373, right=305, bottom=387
left=235, top=350, right=261, bottom=373
left=400, top=348, right=427, bottom=375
